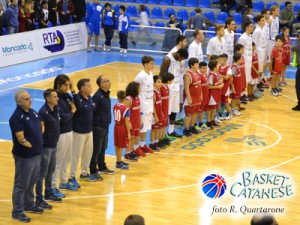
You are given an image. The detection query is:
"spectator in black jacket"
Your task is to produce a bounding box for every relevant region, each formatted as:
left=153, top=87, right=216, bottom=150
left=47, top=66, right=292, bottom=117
left=237, top=0, right=253, bottom=14
left=72, top=0, right=85, bottom=22
left=37, top=0, right=48, bottom=28
left=48, top=0, right=57, bottom=26
left=220, top=0, right=235, bottom=16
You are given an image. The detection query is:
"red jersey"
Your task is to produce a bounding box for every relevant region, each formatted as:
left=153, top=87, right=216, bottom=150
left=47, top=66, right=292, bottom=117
left=231, top=64, right=242, bottom=95
left=113, top=103, right=130, bottom=126
left=160, top=84, right=169, bottom=119
left=153, top=89, right=163, bottom=122
left=283, top=37, right=291, bottom=65
left=184, top=70, right=202, bottom=105
left=251, top=52, right=259, bottom=79
left=208, top=71, right=221, bottom=105
left=218, top=65, right=231, bottom=96
left=113, top=103, right=130, bottom=148
left=271, top=46, right=283, bottom=74
left=126, top=96, right=140, bottom=130
left=238, top=56, right=246, bottom=90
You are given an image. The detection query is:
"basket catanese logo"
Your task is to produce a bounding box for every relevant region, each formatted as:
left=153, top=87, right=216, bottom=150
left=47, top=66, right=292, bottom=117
left=42, top=30, right=65, bottom=53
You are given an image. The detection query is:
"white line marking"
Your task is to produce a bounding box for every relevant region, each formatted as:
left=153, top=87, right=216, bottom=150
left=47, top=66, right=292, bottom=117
left=33, top=98, right=45, bottom=102
left=0, top=122, right=9, bottom=124
left=282, top=94, right=297, bottom=102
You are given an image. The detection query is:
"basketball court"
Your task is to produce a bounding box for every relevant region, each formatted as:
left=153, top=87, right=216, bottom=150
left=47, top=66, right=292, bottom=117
left=0, top=50, right=299, bottom=225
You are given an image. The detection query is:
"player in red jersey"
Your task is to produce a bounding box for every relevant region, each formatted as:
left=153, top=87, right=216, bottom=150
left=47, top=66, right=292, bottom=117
left=198, top=61, right=210, bottom=130
left=150, top=75, right=163, bottom=151
left=250, top=42, right=261, bottom=100
left=183, top=58, right=202, bottom=137
left=234, top=43, right=247, bottom=105
left=207, top=60, right=223, bottom=129
left=281, top=27, right=291, bottom=86
left=113, top=90, right=131, bottom=170
left=230, top=54, right=243, bottom=116
left=218, top=53, right=232, bottom=120
left=160, top=72, right=174, bottom=146
left=124, top=81, right=144, bottom=159
left=271, top=35, right=284, bottom=96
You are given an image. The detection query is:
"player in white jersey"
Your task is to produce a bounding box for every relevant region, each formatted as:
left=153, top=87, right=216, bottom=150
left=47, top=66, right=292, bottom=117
left=238, top=21, right=254, bottom=85
left=170, top=35, right=188, bottom=122
left=188, top=29, right=204, bottom=62
left=253, top=15, right=267, bottom=77
left=261, top=9, right=271, bottom=82
left=224, top=17, right=235, bottom=66
left=267, top=5, right=280, bottom=77
left=206, top=25, right=226, bottom=59
left=134, top=56, right=155, bottom=153
left=159, top=49, right=188, bottom=138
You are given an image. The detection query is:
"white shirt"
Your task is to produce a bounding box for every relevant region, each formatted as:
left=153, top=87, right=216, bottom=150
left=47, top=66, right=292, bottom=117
left=169, top=46, right=185, bottom=86
left=252, top=26, right=267, bottom=60
left=238, top=32, right=252, bottom=67
left=224, top=29, right=235, bottom=57
left=139, top=11, right=149, bottom=26
left=135, top=70, right=154, bottom=113
left=166, top=51, right=181, bottom=89
left=270, top=16, right=279, bottom=41
left=188, top=40, right=203, bottom=62
left=118, top=14, right=123, bottom=31
left=206, top=36, right=226, bottom=56
left=263, top=21, right=270, bottom=43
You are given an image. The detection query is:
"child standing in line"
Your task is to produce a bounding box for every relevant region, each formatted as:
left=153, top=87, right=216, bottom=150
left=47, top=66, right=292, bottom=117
left=281, top=27, right=291, bottom=86
left=198, top=61, right=210, bottom=130
left=117, top=5, right=130, bottom=54
left=250, top=42, right=261, bottom=100
left=230, top=54, right=243, bottom=116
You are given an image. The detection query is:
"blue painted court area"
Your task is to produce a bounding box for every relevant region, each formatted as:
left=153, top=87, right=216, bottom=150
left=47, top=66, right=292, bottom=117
left=0, top=49, right=297, bottom=156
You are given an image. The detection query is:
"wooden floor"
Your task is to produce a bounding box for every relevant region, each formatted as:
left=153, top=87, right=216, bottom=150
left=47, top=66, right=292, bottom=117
left=1, top=62, right=300, bottom=225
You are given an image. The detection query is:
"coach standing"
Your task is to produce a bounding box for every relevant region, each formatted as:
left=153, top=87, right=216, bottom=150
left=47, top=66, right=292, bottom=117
left=90, top=75, right=115, bottom=180
left=292, top=30, right=300, bottom=111
left=9, top=90, right=44, bottom=223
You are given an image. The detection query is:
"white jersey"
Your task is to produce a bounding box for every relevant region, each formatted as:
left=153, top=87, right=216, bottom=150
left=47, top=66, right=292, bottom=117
left=139, top=11, right=150, bottom=26
left=134, top=70, right=154, bottom=113
left=169, top=46, right=185, bottom=86
left=252, top=26, right=267, bottom=62
left=224, top=29, right=235, bottom=63
left=270, top=16, right=279, bottom=41
left=238, top=33, right=252, bottom=67
left=166, top=52, right=181, bottom=90
left=263, top=21, right=270, bottom=43
left=188, top=40, right=203, bottom=62
left=206, top=36, right=226, bottom=56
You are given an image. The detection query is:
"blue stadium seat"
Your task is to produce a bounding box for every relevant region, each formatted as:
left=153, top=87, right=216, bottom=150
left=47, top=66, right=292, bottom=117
left=148, top=0, right=159, bottom=4
left=136, top=0, right=147, bottom=3
left=3, top=28, right=8, bottom=35
left=173, top=0, right=184, bottom=6
left=48, top=21, right=53, bottom=27
left=186, top=0, right=197, bottom=7
left=294, top=3, right=300, bottom=14
left=154, top=21, right=165, bottom=34
left=123, top=0, right=135, bottom=2
left=266, top=1, right=278, bottom=10
left=206, top=26, right=216, bottom=38
left=114, top=4, right=121, bottom=16
left=203, top=11, right=215, bottom=23
left=280, top=2, right=285, bottom=11
left=160, top=0, right=172, bottom=5
left=216, top=12, right=228, bottom=24
left=182, top=23, right=187, bottom=32
left=232, top=13, right=242, bottom=25
left=151, top=7, right=163, bottom=19
left=177, top=9, right=189, bottom=20
left=236, top=28, right=242, bottom=34
left=129, top=21, right=139, bottom=32
left=199, top=0, right=210, bottom=8
left=164, top=8, right=176, bottom=19
left=190, top=10, right=196, bottom=18
left=126, top=5, right=138, bottom=17
left=253, top=1, right=264, bottom=12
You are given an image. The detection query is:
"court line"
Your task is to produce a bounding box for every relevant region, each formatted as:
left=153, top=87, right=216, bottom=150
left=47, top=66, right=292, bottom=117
left=1, top=155, right=298, bottom=202
left=282, top=94, right=297, bottom=102
left=157, top=119, right=282, bottom=157
left=0, top=122, right=9, bottom=124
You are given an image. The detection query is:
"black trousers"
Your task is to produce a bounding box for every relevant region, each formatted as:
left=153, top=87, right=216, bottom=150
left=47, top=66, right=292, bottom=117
left=119, top=33, right=128, bottom=49
left=296, top=66, right=300, bottom=105
left=90, top=125, right=109, bottom=173
left=103, top=25, right=114, bottom=46
left=59, top=15, right=70, bottom=25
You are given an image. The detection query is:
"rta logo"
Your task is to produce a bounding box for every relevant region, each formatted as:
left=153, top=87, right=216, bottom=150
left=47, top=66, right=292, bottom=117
left=42, top=30, right=65, bottom=53
left=202, top=174, right=227, bottom=198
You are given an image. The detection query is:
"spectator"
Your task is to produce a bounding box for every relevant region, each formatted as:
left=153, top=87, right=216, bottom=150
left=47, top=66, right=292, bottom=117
left=0, top=3, right=4, bottom=36
left=57, top=0, right=74, bottom=25
left=162, top=13, right=183, bottom=51
left=72, top=0, right=85, bottom=22
left=18, top=0, right=28, bottom=32
left=25, top=0, right=36, bottom=31
left=242, top=7, right=253, bottom=32
left=293, top=10, right=300, bottom=34
left=280, top=1, right=294, bottom=33
left=5, top=0, right=19, bottom=34
left=187, top=7, right=214, bottom=30
left=9, top=90, right=44, bottom=223
left=102, top=2, right=115, bottom=52
left=124, top=215, right=145, bottom=225
left=220, top=0, right=235, bottom=16
left=48, top=0, right=57, bottom=26
left=291, top=30, right=300, bottom=111
left=0, top=0, right=8, bottom=12
left=117, top=5, right=130, bottom=54
left=37, top=0, right=48, bottom=29
left=236, top=0, right=252, bottom=14
left=251, top=213, right=278, bottom=225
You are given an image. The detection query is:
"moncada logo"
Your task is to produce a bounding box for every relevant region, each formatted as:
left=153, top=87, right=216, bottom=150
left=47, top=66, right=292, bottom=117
left=2, top=42, right=34, bottom=55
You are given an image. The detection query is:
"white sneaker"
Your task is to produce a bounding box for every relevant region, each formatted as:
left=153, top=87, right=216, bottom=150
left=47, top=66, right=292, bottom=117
left=232, top=109, right=241, bottom=116
left=87, top=47, right=92, bottom=52
left=223, top=113, right=232, bottom=120
left=120, top=48, right=124, bottom=53
left=123, top=49, right=127, bottom=54
left=214, top=117, right=222, bottom=124
left=103, top=44, right=107, bottom=51
left=271, top=90, right=278, bottom=96
left=106, top=46, right=111, bottom=52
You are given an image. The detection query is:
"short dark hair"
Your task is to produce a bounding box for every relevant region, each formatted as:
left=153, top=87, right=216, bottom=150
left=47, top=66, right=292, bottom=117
left=233, top=53, right=242, bottom=62
left=244, top=21, right=253, bottom=28
left=153, top=75, right=162, bottom=83
left=43, top=89, right=56, bottom=100
left=194, top=7, right=201, bottom=14
left=139, top=4, right=145, bottom=11
left=210, top=55, right=219, bottom=61
left=125, top=81, right=140, bottom=98
left=208, top=60, right=218, bottom=71
left=193, top=29, right=202, bottom=38
left=96, top=75, right=103, bottom=87
left=219, top=53, right=228, bottom=58
left=124, top=215, right=145, bottom=225
left=225, top=17, right=234, bottom=27
left=120, top=5, right=126, bottom=12
left=169, top=13, right=175, bottom=18
left=142, top=56, right=155, bottom=66
left=250, top=213, right=275, bottom=225
left=177, top=48, right=188, bottom=59
left=176, top=35, right=187, bottom=44
left=53, top=74, right=70, bottom=90
left=275, top=35, right=284, bottom=42
left=77, top=78, right=90, bottom=91
left=261, top=8, right=269, bottom=15
left=234, top=43, right=244, bottom=53
left=104, top=2, right=111, bottom=8
left=117, top=90, right=126, bottom=100
left=188, top=57, right=199, bottom=68
left=285, top=1, right=291, bottom=7
left=252, top=42, right=256, bottom=46
left=254, top=14, right=264, bottom=23
left=199, top=61, right=207, bottom=68
left=162, top=72, right=175, bottom=83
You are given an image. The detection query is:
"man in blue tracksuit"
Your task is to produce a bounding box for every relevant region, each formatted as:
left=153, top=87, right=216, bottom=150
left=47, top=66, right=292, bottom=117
left=117, top=5, right=130, bottom=54
left=5, top=0, right=19, bottom=34
left=86, top=0, right=102, bottom=52
left=102, top=2, right=115, bottom=52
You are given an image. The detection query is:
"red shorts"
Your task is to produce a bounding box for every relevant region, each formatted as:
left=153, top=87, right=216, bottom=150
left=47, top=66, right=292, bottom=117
left=185, top=104, right=200, bottom=115
left=221, top=95, right=229, bottom=104
left=114, top=125, right=129, bottom=148
left=152, top=122, right=162, bottom=130
left=199, top=104, right=208, bottom=113
left=230, top=93, right=241, bottom=99
left=131, top=129, right=140, bottom=137
left=161, top=118, right=169, bottom=127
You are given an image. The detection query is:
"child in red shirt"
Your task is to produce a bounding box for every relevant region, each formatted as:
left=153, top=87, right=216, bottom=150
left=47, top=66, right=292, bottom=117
left=198, top=61, right=210, bottom=130
left=281, top=27, right=291, bottom=86
left=230, top=54, right=243, bottom=116
left=234, top=44, right=247, bottom=105
left=271, top=35, right=284, bottom=96
left=249, top=42, right=260, bottom=100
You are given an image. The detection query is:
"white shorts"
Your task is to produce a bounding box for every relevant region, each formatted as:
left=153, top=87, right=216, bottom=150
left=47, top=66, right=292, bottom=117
left=140, top=112, right=152, bottom=133
left=245, top=66, right=252, bottom=84
left=249, top=78, right=259, bottom=85
left=266, top=40, right=276, bottom=63
left=179, top=85, right=184, bottom=104
left=168, top=89, right=180, bottom=114
left=257, top=51, right=266, bottom=73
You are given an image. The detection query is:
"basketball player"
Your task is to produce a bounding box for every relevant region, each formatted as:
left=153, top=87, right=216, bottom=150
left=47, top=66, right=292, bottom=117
left=230, top=54, right=243, bottom=116
left=261, top=8, right=271, bottom=87
left=206, top=25, right=226, bottom=59
left=113, top=90, right=131, bottom=170
left=224, top=17, right=235, bottom=66
left=234, top=44, right=247, bottom=107
left=135, top=56, right=155, bottom=154
left=271, top=35, right=284, bottom=96
left=159, top=49, right=189, bottom=138
left=198, top=62, right=210, bottom=130
left=188, top=29, right=205, bottom=62
left=250, top=42, right=260, bottom=100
